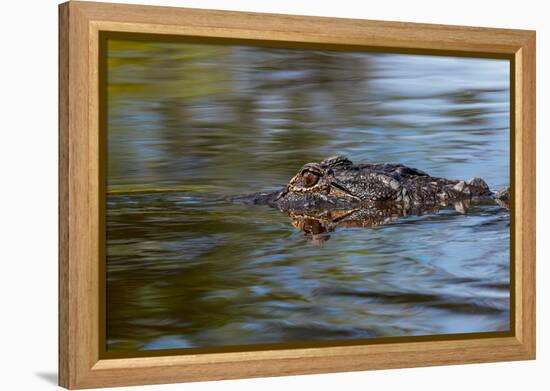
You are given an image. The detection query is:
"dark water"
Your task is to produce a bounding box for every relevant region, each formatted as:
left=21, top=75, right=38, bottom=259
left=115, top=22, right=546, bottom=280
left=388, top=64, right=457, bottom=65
left=106, top=41, right=510, bottom=352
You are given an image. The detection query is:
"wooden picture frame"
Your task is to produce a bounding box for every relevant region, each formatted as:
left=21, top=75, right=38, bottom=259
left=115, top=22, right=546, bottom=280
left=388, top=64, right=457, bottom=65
left=59, top=1, right=536, bottom=389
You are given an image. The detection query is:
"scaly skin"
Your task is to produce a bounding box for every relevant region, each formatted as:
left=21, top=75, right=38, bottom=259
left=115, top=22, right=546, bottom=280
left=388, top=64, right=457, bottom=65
left=234, top=155, right=509, bottom=212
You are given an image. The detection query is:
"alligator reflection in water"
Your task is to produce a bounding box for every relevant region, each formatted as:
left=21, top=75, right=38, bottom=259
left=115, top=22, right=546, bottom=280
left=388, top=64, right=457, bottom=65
left=288, top=203, right=455, bottom=242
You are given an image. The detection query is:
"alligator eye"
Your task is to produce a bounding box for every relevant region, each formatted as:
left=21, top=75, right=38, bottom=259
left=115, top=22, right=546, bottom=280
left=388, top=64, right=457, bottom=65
left=302, top=171, right=320, bottom=187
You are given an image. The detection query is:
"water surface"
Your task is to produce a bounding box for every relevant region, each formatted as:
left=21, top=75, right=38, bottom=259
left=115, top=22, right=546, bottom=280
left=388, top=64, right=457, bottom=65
left=106, top=41, right=510, bottom=352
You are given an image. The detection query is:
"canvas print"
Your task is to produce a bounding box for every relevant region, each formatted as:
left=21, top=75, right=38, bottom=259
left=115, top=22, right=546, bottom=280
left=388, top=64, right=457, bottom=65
left=104, top=37, right=511, bottom=354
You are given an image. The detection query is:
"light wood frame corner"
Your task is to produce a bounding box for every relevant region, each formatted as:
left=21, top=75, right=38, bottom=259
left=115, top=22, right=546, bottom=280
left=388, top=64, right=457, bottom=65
left=59, top=1, right=536, bottom=389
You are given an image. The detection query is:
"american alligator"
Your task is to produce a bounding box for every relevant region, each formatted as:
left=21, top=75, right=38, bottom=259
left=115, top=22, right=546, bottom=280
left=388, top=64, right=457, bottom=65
left=235, top=155, right=509, bottom=210
left=232, top=156, right=509, bottom=240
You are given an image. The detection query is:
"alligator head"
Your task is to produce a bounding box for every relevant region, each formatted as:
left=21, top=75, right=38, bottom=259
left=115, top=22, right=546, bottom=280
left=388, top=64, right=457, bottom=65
left=236, top=155, right=415, bottom=211
left=270, top=155, right=375, bottom=209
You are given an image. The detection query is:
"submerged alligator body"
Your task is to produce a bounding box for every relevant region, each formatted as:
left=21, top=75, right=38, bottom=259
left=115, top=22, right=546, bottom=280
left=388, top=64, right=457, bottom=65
left=232, top=156, right=509, bottom=241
